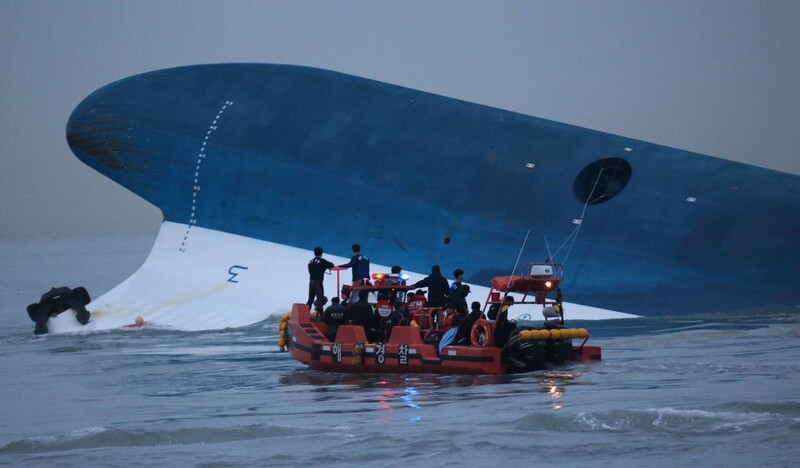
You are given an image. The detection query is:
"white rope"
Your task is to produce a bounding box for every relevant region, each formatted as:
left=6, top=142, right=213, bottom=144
left=561, top=168, right=604, bottom=265
left=544, top=234, right=553, bottom=262
left=510, top=228, right=531, bottom=278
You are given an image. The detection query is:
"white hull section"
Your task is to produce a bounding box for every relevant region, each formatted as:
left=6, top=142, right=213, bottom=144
left=48, top=222, right=636, bottom=334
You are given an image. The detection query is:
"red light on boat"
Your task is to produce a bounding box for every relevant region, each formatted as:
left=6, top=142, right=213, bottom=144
left=372, top=273, right=386, bottom=279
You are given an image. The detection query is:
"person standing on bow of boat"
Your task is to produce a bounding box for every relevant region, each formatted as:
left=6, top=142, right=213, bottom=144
left=338, top=243, right=370, bottom=285
left=308, top=246, right=335, bottom=314
left=411, top=265, right=449, bottom=307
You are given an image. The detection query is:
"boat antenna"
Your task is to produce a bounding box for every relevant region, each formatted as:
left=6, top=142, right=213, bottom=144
left=510, top=228, right=531, bottom=278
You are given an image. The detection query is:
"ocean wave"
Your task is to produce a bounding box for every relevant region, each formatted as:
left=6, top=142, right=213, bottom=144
left=572, top=406, right=784, bottom=434
left=0, top=424, right=316, bottom=455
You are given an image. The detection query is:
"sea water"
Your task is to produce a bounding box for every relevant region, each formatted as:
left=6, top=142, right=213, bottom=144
left=1, top=235, right=798, bottom=466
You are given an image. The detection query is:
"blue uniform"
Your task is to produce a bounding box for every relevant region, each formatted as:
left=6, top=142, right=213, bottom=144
left=339, top=254, right=370, bottom=283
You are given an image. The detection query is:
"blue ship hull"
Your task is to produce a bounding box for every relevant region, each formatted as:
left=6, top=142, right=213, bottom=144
left=66, top=64, right=800, bottom=316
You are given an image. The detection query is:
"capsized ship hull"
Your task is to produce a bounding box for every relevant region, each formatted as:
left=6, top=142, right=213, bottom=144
left=64, top=63, right=799, bottom=330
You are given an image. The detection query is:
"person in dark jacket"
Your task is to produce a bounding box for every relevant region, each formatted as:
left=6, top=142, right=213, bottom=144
left=323, top=297, right=347, bottom=341
left=307, top=246, right=335, bottom=313
left=493, top=296, right=517, bottom=347
left=347, top=290, right=379, bottom=341
left=455, top=301, right=484, bottom=345
left=411, top=265, right=449, bottom=307
left=467, top=300, right=485, bottom=323
left=338, top=243, right=370, bottom=285
left=384, top=300, right=408, bottom=341
left=340, top=284, right=353, bottom=307
left=444, top=284, right=470, bottom=317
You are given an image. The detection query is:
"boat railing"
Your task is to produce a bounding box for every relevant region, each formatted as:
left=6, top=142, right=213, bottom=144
left=481, top=262, right=564, bottom=315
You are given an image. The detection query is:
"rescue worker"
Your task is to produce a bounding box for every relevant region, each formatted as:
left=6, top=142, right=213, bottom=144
left=456, top=300, right=484, bottom=345
left=407, top=289, right=426, bottom=313
left=444, top=284, right=470, bottom=317
left=384, top=300, right=407, bottom=341
left=340, top=284, right=353, bottom=307
left=323, top=297, right=347, bottom=341
left=307, top=246, right=335, bottom=313
left=338, top=243, right=370, bottom=285
left=467, top=300, right=485, bottom=322
left=449, top=268, right=465, bottom=294
left=411, top=265, right=449, bottom=307
left=347, top=290, right=379, bottom=342
left=313, top=296, right=328, bottom=319
left=388, top=265, right=404, bottom=302
left=493, top=296, right=517, bottom=347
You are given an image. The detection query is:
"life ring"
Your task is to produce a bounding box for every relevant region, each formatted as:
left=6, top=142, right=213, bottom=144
left=471, top=319, right=493, bottom=347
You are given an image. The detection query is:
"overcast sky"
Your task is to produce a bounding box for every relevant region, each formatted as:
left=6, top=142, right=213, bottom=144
left=1, top=0, right=798, bottom=239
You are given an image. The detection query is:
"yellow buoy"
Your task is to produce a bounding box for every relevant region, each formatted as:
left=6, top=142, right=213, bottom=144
left=519, top=330, right=531, bottom=340
left=529, top=329, right=541, bottom=340
left=577, top=328, right=589, bottom=338
left=539, top=329, right=551, bottom=339
left=352, top=343, right=363, bottom=366
left=551, top=329, right=563, bottom=339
